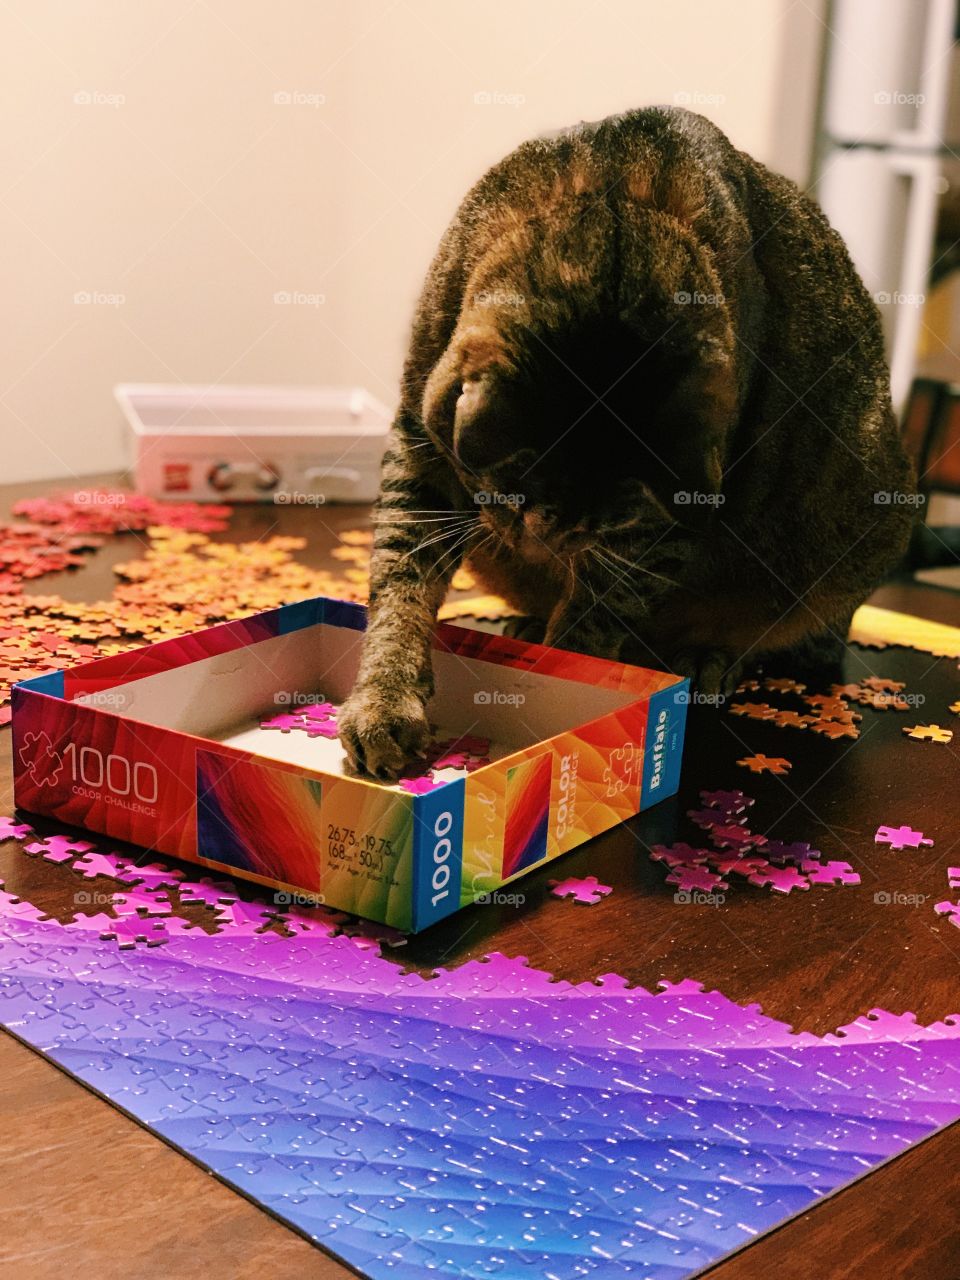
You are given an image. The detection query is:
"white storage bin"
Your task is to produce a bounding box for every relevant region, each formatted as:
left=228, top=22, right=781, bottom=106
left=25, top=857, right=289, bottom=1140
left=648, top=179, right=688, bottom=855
left=116, top=383, right=392, bottom=503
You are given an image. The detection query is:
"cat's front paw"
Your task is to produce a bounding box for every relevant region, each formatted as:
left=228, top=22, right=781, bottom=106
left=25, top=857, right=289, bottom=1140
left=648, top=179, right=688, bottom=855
left=338, top=682, right=431, bottom=781
left=670, top=649, right=743, bottom=698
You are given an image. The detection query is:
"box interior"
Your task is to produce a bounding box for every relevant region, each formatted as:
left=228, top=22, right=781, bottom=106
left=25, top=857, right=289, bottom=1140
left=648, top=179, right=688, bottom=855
left=119, top=386, right=390, bottom=436
left=75, top=621, right=643, bottom=785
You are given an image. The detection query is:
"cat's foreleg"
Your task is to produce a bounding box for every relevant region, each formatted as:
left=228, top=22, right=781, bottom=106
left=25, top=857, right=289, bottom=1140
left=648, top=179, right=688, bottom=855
left=339, top=441, right=471, bottom=779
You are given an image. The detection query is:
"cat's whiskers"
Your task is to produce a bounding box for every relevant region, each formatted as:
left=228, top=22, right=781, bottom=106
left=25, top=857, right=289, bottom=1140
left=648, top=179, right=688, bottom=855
left=593, top=545, right=681, bottom=589
left=428, top=520, right=485, bottom=576
left=401, top=516, right=479, bottom=562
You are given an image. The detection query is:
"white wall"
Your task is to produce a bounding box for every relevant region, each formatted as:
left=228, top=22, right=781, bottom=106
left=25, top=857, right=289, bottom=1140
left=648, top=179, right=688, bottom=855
left=0, top=0, right=825, bottom=485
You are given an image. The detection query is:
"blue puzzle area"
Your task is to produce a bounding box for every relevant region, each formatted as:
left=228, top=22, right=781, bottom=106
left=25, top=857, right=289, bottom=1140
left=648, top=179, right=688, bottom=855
left=2, top=885, right=960, bottom=1279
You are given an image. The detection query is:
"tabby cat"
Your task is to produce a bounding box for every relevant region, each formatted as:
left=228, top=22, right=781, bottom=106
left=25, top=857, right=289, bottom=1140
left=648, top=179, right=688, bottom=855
left=339, top=107, right=915, bottom=779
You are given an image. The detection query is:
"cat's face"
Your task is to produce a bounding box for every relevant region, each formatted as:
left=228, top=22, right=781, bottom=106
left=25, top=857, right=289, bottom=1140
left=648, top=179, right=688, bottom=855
left=425, top=317, right=727, bottom=560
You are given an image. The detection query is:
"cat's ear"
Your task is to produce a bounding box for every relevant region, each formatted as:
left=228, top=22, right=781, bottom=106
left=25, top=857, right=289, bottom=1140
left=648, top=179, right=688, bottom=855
left=422, top=326, right=519, bottom=475
left=641, top=355, right=735, bottom=531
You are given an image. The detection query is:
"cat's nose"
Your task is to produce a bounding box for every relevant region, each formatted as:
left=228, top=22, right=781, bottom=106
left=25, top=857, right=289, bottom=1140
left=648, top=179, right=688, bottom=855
left=522, top=509, right=557, bottom=539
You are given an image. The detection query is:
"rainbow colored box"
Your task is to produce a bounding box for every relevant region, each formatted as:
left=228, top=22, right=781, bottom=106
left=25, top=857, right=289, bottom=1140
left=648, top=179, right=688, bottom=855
left=11, top=598, right=688, bottom=932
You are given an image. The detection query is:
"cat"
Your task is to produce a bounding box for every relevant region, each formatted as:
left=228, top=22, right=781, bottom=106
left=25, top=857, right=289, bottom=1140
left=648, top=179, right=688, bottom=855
left=338, top=106, right=916, bottom=780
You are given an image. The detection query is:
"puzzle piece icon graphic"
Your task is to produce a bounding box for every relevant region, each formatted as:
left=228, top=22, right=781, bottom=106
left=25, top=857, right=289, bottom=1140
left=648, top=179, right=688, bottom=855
left=548, top=875, right=612, bottom=905
left=601, top=742, right=643, bottom=797
left=17, top=730, right=64, bottom=787
left=874, top=824, right=934, bottom=852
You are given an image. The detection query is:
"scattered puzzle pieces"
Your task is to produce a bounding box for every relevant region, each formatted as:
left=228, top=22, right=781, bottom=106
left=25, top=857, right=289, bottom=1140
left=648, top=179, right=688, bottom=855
left=548, top=875, right=613, bottom=906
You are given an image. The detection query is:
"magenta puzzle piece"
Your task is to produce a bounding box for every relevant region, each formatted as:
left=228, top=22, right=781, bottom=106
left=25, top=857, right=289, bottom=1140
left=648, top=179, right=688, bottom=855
left=649, top=842, right=711, bottom=868
left=747, top=865, right=811, bottom=894
left=115, top=862, right=185, bottom=892
left=699, top=790, right=753, bottom=814
left=800, top=859, right=861, bottom=886
left=111, top=889, right=173, bottom=918
left=0, top=816, right=34, bottom=841
left=875, top=824, right=935, bottom=851
left=548, top=875, right=613, bottom=906
left=71, top=851, right=135, bottom=881
left=23, top=834, right=94, bottom=864
left=666, top=865, right=728, bottom=894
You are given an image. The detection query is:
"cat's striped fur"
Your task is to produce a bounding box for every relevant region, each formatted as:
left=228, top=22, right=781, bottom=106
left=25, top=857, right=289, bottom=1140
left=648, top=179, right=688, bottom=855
left=338, top=107, right=914, bottom=779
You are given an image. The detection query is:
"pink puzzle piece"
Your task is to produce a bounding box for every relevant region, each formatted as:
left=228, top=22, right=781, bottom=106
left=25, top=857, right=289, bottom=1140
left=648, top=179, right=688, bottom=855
left=666, top=865, right=728, bottom=894
left=649, top=842, right=711, bottom=868
left=177, top=877, right=238, bottom=910
left=0, top=882, right=49, bottom=923
left=303, top=720, right=339, bottom=739
left=874, top=824, right=935, bottom=851
left=548, top=875, right=613, bottom=906
left=259, top=711, right=310, bottom=733
left=710, top=853, right=770, bottom=878
left=747, top=864, right=811, bottom=894
left=341, top=920, right=409, bottom=950
left=71, top=851, right=135, bottom=881
left=710, top=825, right=767, bottom=851
left=764, top=840, right=820, bottom=864
left=686, top=807, right=743, bottom=830
left=303, top=701, right=337, bottom=721
left=111, top=889, right=172, bottom=918
left=212, top=899, right=277, bottom=934
left=115, top=862, right=185, bottom=892
left=0, top=816, right=34, bottom=841
left=23, top=834, right=94, bottom=864
left=100, top=916, right=170, bottom=950
left=699, top=790, right=753, bottom=814
left=399, top=775, right=444, bottom=795
left=934, top=900, right=960, bottom=929
left=800, top=859, right=861, bottom=886
left=948, top=867, right=960, bottom=890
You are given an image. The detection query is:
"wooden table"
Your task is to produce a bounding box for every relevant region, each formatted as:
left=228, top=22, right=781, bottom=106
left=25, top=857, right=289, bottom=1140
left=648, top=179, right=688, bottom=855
left=2, top=474, right=959, bottom=1278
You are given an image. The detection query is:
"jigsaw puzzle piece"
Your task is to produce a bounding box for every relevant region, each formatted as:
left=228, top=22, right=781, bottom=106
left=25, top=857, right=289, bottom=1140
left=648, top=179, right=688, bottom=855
left=548, top=875, right=613, bottom=906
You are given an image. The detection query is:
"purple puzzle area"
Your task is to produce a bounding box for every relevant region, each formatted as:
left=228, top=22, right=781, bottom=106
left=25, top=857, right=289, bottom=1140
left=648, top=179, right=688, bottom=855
left=2, top=824, right=960, bottom=1278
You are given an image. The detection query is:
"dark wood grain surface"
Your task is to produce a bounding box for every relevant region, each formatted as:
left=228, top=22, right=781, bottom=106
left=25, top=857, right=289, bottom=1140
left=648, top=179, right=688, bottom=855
left=1, top=474, right=959, bottom=1279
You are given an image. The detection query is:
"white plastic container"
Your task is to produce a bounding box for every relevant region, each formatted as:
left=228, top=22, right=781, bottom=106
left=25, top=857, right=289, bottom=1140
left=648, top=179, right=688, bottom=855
left=116, top=384, right=392, bottom=503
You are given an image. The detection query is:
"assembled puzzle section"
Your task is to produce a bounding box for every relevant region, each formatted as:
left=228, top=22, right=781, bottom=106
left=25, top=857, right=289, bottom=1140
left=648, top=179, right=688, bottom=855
left=11, top=596, right=688, bottom=931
